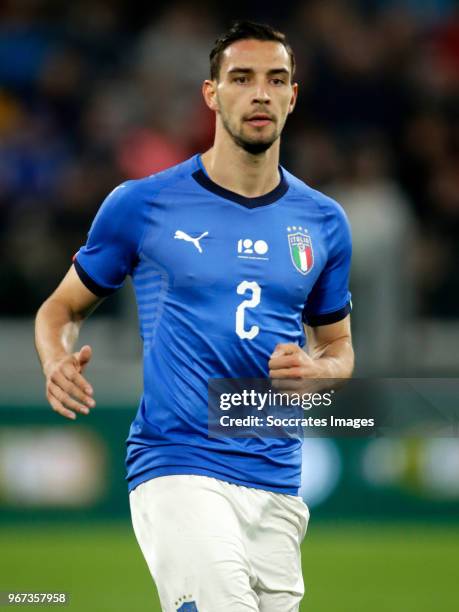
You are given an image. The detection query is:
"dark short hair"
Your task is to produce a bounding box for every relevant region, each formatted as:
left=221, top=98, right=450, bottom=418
left=209, top=20, right=296, bottom=81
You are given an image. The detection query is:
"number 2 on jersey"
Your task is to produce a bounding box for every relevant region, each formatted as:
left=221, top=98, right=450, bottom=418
left=236, top=281, right=261, bottom=340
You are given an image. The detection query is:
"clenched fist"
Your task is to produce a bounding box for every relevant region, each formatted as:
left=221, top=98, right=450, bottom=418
left=268, top=343, right=330, bottom=393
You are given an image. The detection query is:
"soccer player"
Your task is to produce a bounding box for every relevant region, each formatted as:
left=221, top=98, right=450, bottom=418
left=35, top=21, right=353, bottom=612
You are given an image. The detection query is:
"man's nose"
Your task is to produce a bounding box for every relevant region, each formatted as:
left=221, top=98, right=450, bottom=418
left=252, top=82, right=271, bottom=104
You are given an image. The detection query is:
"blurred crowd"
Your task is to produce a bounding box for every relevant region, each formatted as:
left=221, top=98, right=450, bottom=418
left=0, top=0, right=458, bottom=321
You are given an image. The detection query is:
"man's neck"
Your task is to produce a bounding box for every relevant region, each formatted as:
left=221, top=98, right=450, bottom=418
left=200, top=134, right=281, bottom=198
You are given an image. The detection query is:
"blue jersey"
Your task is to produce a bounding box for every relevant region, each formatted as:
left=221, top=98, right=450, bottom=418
left=74, top=154, right=352, bottom=495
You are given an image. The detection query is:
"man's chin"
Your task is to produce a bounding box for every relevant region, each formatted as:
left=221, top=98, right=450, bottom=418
left=234, top=135, right=277, bottom=155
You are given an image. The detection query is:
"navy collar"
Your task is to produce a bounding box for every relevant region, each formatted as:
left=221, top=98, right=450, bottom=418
left=192, top=155, right=289, bottom=209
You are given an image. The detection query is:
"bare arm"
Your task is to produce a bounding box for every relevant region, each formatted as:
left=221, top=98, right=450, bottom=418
left=35, top=265, right=104, bottom=420
left=304, top=315, right=354, bottom=379
left=268, top=316, right=354, bottom=385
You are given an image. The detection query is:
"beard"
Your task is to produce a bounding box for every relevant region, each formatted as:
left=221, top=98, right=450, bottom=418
left=219, top=105, right=280, bottom=155
left=231, top=132, right=276, bottom=154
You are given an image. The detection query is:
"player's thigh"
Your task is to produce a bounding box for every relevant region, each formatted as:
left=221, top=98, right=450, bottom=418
left=251, top=494, right=310, bottom=612
left=129, top=475, right=259, bottom=612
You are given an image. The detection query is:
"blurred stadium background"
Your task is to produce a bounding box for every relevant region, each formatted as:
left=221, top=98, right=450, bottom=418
left=0, top=0, right=458, bottom=610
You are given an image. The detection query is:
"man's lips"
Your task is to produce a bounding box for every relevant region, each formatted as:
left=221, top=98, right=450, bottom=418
left=245, top=114, right=274, bottom=127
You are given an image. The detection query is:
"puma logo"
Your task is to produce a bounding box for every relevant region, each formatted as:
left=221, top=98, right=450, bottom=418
left=174, top=230, right=208, bottom=254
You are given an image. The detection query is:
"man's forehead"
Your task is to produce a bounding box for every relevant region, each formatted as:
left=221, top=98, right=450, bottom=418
left=220, top=39, right=291, bottom=73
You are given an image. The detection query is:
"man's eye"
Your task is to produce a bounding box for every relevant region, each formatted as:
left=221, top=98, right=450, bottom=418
left=271, top=78, right=285, bottom=85
left=234, top=76, right=248, bottom=84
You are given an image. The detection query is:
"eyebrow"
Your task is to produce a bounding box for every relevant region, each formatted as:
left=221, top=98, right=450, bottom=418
left=227, top=67, right=290, bottom=76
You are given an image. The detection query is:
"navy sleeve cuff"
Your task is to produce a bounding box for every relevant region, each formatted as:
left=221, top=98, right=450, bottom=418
left=73, top=259, right=115, bottom=297
left=303, top=301, right=352, bottom=327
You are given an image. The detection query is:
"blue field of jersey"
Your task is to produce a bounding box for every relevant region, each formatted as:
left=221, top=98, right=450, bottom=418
left=74, top=154, right=352, bottom=495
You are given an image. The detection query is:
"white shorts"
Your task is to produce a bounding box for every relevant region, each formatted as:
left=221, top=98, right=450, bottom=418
left=129, top=474, right=310, bottom=612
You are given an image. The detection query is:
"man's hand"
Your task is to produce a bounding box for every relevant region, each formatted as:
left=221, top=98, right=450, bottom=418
left=44, top=345, right=95, bottom=420
left=268, top=343, right=328, bottom=393
left=269, top=343, right=325, bottom=379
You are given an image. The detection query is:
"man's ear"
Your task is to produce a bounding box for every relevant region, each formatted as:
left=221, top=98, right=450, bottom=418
left=202, top=79, right=219, bottom=112
left=288, top=82, right=298, bottom=114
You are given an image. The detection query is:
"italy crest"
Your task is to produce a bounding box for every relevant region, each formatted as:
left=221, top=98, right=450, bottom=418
left=287, top=227, right=313, bottom=275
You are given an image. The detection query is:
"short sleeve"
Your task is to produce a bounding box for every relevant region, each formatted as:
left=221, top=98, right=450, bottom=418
left=302, top=203, right=352, bottom=327
left=73, top=182, right=143, bottom=296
